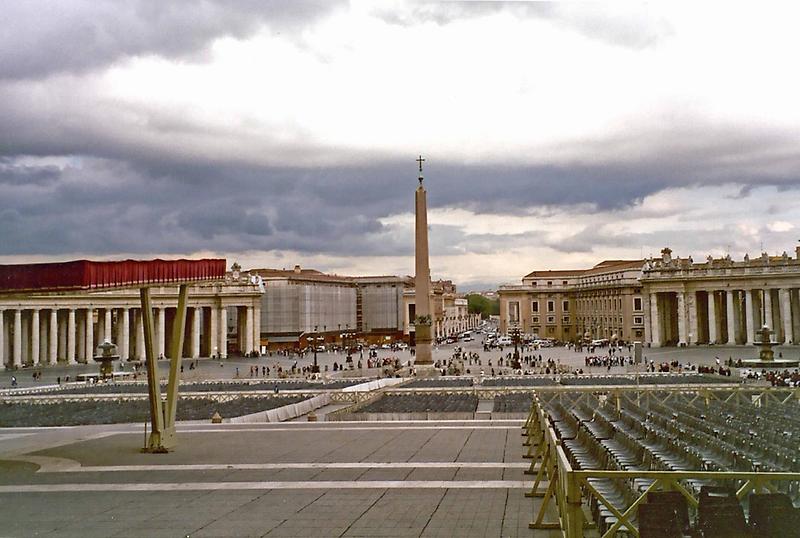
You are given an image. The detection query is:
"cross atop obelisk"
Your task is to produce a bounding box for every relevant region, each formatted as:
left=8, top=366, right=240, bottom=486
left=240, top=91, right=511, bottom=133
left=413, top=155, right=434, bottom=369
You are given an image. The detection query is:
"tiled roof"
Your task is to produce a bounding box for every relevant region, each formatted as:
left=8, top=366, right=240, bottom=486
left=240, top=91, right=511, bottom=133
left=523, top=260, right=643, bottom=279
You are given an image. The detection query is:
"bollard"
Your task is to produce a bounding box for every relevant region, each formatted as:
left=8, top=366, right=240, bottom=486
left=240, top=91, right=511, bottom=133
left=211, top=411, right=223, bottom=424
left=307, top=411, right=318, bottom=422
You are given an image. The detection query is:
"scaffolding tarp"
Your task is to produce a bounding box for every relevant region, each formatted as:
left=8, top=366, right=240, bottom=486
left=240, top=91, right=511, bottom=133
left=0, top=259, right=226, bottom=293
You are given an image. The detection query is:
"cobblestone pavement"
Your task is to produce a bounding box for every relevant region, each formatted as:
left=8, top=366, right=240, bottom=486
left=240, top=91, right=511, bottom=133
left=4, top=338, right=791, bottom=390
left=0, top=421, right=560, bottom=538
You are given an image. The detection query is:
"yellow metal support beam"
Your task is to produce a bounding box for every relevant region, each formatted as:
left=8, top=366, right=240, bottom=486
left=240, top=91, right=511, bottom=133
left=141, top=284, right=191, bottom=453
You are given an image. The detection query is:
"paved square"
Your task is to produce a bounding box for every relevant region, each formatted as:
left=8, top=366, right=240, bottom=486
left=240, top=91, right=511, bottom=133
left=0, top=421, right=559, bottom=537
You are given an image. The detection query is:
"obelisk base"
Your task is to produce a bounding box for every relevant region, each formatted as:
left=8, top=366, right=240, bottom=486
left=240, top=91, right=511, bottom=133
left=413, top=323, right=433, bottom=365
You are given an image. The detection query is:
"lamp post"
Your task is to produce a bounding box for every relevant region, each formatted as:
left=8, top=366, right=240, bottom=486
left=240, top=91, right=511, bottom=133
left=510, top=326, right=521, bottom=370
left=311, top=325, right=320, bottom=374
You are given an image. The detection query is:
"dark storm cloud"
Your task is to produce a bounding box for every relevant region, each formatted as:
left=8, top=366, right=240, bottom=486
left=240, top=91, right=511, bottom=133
left=0, top=158, right=61, bottom=185
left=0, top=0, right=344, bottom=80
left=3, top=132, right=798, bottom=259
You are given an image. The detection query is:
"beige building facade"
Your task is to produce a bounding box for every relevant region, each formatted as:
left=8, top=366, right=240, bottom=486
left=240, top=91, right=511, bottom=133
left=402, top=280, right=480, bottom=341
left=642, top=247, right=800, bottom=347
left=499, top=260, right=645, bottom=343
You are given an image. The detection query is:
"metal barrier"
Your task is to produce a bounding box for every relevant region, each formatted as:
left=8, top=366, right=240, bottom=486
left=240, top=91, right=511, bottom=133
left=522, top=386, right=800, bottom=538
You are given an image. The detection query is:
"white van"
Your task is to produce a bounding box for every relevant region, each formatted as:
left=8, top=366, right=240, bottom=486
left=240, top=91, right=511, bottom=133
left=497, top=336, right=512, bottom=346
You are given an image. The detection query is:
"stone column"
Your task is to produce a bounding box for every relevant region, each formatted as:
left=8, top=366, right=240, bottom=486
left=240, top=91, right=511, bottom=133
left=156, top=307, right=165, bottom=358
left=677, top=292, right=687, bottom=345
left=30, top=309, right=40, bottom=366
left=725, top=291, right=735, bottom=345
left=190, top=308, right=201, bottom=358
left=0, top=310, right=5, bottom=367
left=12, top=309, right=22, bottom=368
left=67, top=308, right=76, bottom=364
left=779, top=288, right=793, bottom=344
left=707, top=292, right=717, bottom=344
left=39, top=312, right=48, bottom=364
left=245, top=306, right=254, bottom=355
left=763, top=289, right=773, bottom=330
left=209, top=306, right=218, bottom=358
left=49, top=309, right=58, bottom=363
left=120, top=308, right=130, bottom=360
left=96, top=313, right=104, bottom=346
left=642, top=293, right=651, bottom=344
left=58, top=315, right=66, bottom=361
left=687, top=291, right=697, bottom=345
left=649, top=293, right=661, bottom=346
left=217, top=306, right=227, bottom=359
left=104, top=308, right=112, bottom=343
left=77, top=312, right=85, bottom=363
left=745, top=290, right=756, bottom=345
left=85, top=307, right=94, bottom=361
left=135, top=309, right=145, bottom=361
left=792, top=289, right=800, bottom=345
left=252, top=304, right=261, bottom=355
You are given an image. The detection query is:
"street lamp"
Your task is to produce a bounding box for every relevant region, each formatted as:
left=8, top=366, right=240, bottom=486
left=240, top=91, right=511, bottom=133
left=311, top=325, right=322, bottom=373
left=510, top=326, right=521, bottom=370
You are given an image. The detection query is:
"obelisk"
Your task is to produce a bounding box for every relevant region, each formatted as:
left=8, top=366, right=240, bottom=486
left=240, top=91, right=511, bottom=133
left=413, top=155, right=433, bottom=366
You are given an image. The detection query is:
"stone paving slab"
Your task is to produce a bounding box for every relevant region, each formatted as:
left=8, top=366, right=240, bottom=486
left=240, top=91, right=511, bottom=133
left=0, top=421, right=562, bottom=537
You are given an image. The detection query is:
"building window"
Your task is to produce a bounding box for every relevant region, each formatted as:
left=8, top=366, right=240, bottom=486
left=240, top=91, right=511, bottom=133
left=562, top=280, right=568, bottom=285
left=635, top=329, right=643, bottom=337
left=634, top=316, right=643, bottom=325
left=509, top=301, right=520, bottom=323
left=532, top=301, right=539, bottom=313
left=634, top=297, right=642, bottom=311
left=563, top=316, right=570, bottom=324
left=547, top=281, right=552, bottom=287
left=547, top=316, right=555, bottom=324
left=532, top=316, right=539, bottom=323
left=547, top=300, right=555, bottom=312
left=562, top=300, right=569, bottom=312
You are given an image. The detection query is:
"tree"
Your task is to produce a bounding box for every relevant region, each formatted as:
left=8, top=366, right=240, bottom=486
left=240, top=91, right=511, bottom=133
left=467, top=294, right=499, bottom=319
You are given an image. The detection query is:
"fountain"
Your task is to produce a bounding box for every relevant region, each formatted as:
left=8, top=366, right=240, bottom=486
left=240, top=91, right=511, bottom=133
left=93, top=340, right=120, bottom=379
left=741, top=325, right=799, bottom=368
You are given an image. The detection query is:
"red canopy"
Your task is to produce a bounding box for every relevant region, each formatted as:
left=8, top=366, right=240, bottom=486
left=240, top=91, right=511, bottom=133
left=0, top=259, right=226, bottom=293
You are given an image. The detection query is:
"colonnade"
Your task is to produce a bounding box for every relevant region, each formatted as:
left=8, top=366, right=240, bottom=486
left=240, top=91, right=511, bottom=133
left=1, top=303, right=261, bottom=368
left=434, top=313, right=481, bottom=339
left=647, top=287, right=800, bottom=347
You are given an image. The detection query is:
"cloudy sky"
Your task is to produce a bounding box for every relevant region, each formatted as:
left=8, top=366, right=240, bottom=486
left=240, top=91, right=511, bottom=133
left=2, top=1, right=800, bottom=290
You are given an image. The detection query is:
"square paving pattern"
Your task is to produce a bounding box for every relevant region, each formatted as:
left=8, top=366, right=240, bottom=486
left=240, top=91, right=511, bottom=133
left=0, top=421, right=560, bottom=537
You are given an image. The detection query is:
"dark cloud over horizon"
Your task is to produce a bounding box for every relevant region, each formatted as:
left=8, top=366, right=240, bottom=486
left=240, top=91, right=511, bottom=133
left=1, top=1, right=800, bottom=287
left=0, top=0, right=344, bottom=80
